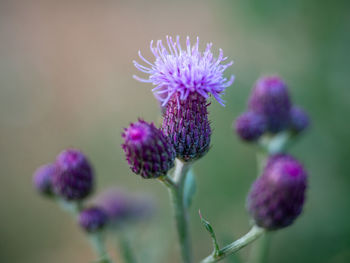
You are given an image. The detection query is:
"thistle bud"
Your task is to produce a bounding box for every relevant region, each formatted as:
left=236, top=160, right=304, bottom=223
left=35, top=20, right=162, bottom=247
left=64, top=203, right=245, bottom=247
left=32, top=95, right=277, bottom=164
left=247, top=154, right=307, bottom=230
left=52, top=149, right=94, bottom=201
left=33, top=163, right=56, bottom=197
left=248, top=76, right=291, bottom=133
left=289, top=106, right=310, bottom=134
left=78, top=207, right=108, bottom=233
left=122, top=119, right=176, bottom=179
left=162, top=92, right=211, bottom=162
left=234, top=111, right=266, bottom=142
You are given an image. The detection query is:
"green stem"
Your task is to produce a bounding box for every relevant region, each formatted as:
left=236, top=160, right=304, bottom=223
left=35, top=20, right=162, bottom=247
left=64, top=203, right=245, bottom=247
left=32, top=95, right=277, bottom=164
left=200, top=226, right=265, bottom=263
left=160, top=159, right=193, bottom=263
left=116, top=231, right=137, bottom=263
left=90, top=232, right=112, bottom=263
left=248, top=233, right=271, bottom=263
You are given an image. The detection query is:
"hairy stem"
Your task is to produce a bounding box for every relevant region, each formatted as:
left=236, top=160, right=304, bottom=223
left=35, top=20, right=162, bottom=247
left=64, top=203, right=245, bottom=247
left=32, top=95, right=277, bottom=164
left=200, top=226, right=265, bottom=263
left=90, top=232, right=112, bottom=263
left=116, top=231, right=137, bottom=263
left=161, top=159, right=193, bottom=263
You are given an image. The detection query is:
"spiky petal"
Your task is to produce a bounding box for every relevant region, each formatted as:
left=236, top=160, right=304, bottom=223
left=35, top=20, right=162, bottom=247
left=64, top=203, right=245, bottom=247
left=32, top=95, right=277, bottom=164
left=247, top=154, right=307, bottom=230
left=162, top=92, right=211, bottom=162
left=133, top=36, right=234, bottom=106
left=122, top=119, right=176, bottom=178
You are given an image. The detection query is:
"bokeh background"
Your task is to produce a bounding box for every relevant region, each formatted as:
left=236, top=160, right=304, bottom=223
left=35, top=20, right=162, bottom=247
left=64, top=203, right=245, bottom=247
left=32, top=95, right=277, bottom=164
left=1, top=0, right=350, bottom=262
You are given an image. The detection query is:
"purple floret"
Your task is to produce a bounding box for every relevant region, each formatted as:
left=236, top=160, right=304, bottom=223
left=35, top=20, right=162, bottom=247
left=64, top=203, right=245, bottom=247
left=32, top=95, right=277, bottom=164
left=122, top=119, right=176, bottom=179
left=78, top=207, right=108, bottom=233
left=248, top=76, right=291, bottom=133
left=52, top=149, right=94, bottom=201
left=133, top=36, right=234, bottom=106
left=235, top=111, right=267, bottom=142
left=247, top=154, right=307, bottom=230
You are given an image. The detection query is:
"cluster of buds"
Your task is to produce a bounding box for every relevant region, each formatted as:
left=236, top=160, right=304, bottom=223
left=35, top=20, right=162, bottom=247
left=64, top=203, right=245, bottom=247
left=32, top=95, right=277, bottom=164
left=235, top=76, right=310, bottom=142
left=234, top=75, right=309, bottom=231
left=33, top=149, right=155, bottom=233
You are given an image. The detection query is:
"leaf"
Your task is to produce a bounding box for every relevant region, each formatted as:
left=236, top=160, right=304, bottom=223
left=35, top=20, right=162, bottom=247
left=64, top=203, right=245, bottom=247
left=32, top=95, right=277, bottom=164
left=183, top=169, right=196, bottom=208
left=199, top=210, right=220, bottom=256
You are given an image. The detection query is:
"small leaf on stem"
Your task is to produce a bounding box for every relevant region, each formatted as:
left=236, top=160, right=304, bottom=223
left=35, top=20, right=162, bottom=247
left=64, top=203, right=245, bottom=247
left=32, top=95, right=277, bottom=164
left=199, top=210, right=220, bottom=256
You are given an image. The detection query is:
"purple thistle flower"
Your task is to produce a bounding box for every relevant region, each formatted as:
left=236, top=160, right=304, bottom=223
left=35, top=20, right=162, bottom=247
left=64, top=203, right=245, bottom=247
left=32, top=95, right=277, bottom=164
left=235, top=111, right=267, bottom=142
left=33, top=163, right=57, bottom=197
left=133, top=36, right=234, bottom=106
left=162, top=92, right=211, bottom=161
left=122, top=119, right=176, bottom=179
left=93, top=188, right=155, bottom=226
left=289, top=106, right=310, bottom=134
left=247, top=154, right=307, bottom=230
left=78, top=207, right=108, bottom=233
left=52, top=149, right=94, bottom=201
left=248, top=76, right=291, bottom=133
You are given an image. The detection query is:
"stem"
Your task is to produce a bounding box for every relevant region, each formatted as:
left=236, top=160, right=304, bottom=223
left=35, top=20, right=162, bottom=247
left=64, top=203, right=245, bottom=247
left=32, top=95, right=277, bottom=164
left=116, top=231, right=137, bottom=263
left=90, top=232, right=112, bottom=263
left=200, top=226, right=265, bottom=263
left=249, top=234, right=271, bottom=263
left=160, top=159, right=193, bottom=263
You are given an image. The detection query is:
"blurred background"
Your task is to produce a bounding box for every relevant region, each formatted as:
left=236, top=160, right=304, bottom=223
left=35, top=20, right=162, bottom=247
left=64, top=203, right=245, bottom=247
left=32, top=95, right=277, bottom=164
left=1, top=0, right=350, bottom=262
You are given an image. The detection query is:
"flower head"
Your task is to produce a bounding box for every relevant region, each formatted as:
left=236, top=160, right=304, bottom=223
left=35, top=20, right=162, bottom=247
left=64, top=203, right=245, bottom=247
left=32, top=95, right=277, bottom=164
left=248, top=76, right=291, bottom=133
left=234, top=111, right=267, bottom=142
left=78, top=207, right=108, bottom=233
left=133, top=36, right=234, bottom=106
left=247, top=154, right=307, bottom=230
left=52, top=149, right=94, bottom=200
left=33, top=163, right=57, bottom=197
left=122, top=119, right=176, bottom=178
left=93, top=188, right=155, bottom=226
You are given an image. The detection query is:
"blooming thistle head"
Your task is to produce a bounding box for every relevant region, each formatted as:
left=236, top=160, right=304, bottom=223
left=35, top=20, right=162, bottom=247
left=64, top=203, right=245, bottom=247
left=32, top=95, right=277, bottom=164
left=52, top=149, right=94, bottom=201
left=78, top=207, right=108, bottom=233
left=248, top=75, right=291, bottom=133
left=247, top=154, right=307, bottom=230
left=234, top=111, right=267, bottom=142
left=93, top=188, right=155, bottom=227
left=289, top=106, right=310, bottom=134
left=122, top=119, right=176, bottom=178
left=33, top=163, right=57, bottom=197
left=133, top=36, right=234, bottom=106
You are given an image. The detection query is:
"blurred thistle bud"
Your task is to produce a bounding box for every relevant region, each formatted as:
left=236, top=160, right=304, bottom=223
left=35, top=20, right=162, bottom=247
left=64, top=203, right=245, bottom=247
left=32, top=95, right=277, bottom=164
left=122, top=119, right=176, bottom=179
left=234, top=111, right=267, bottom=142
left=133, top=36, right=234, bottom=162
left=248, top=76, right=291, bottom=133
left=162, top=92, right=211, bottom=161
left=78, top=207, right=108, bottom=233
left=52, top=149, right=94, bottom=201
left=94, top=188, right=155, bottom=227
left=247, top=154, right=307, bottom=230
left=289, top=106, right=310, bottom=134
left=33, top=163, right=56, bottom=197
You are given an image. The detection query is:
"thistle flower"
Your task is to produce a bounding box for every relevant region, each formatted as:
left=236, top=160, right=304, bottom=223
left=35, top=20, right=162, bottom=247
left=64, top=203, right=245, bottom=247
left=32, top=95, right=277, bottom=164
left=52, top=149, right=94, bottom=201
left=289, top=106, right=310, bottom=134
left=235, top=111, right=267, bottom=142
left=247, top=154, right=307, bottom=230
left=33, top=163, right=56, bottom=197
left=133, top=36, right=234, bottom=106
left=122, top=119, right=176, bottom=179
left=249, top=76, right=291, bottom=133
left=78, top=207, right=108, bottom=233
left=94, top=188, right=155, bottom=226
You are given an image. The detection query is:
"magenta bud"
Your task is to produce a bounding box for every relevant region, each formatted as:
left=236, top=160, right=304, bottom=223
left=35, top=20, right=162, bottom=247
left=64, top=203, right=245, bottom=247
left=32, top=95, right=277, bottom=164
left=33, top=163, right=56, bottom=197
left=247, top=154, right=307, bottom=230
left=78, top=207, right=108, bottom=233
left=289, top=106, right=310, bottom=134
left=235, top=111, right=267, bottom=142
left=122, top=119, right=176, bottom=178
left=52, top=149, right=94, bottom=201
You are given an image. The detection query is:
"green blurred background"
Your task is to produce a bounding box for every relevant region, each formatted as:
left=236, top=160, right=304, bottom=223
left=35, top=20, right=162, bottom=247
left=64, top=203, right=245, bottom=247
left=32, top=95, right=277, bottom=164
left=1, top=0, right=350, bottom=262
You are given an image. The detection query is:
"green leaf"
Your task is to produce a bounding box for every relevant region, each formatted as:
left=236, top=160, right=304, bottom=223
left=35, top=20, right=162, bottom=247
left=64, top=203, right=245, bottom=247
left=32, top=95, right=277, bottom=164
left=199, top=210, right=220, bottom=256
left=183, top=169, right=196, bottom=208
